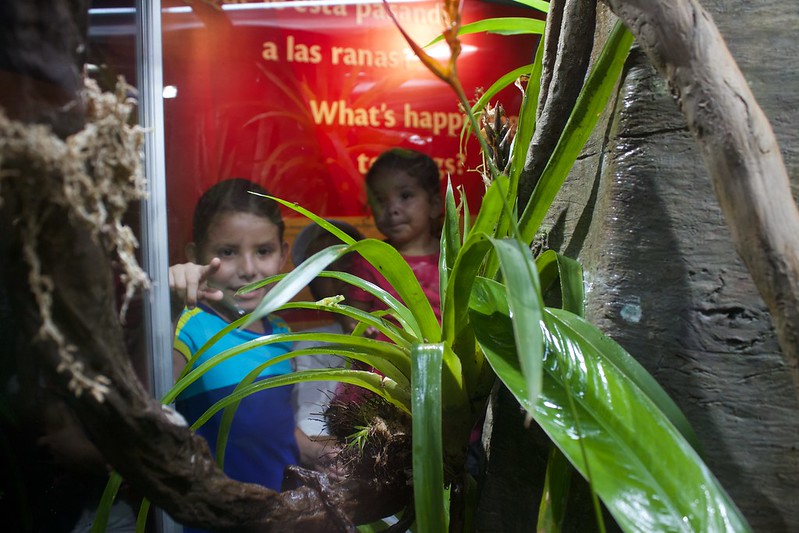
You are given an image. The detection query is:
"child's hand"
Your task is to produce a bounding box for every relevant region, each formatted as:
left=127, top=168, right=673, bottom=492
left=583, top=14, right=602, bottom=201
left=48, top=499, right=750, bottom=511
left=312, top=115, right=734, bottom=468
left=168, top=257, right=223, bottom=309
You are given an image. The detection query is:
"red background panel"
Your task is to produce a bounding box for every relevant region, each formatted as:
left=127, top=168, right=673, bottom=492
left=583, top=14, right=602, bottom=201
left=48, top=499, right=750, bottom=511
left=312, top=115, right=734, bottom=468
left=160, top=0, right=541, bottom=263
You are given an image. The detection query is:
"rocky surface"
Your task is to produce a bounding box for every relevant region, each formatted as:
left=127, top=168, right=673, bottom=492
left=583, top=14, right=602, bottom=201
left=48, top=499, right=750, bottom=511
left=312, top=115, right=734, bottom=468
left=548, top=1, right=799, bottom=530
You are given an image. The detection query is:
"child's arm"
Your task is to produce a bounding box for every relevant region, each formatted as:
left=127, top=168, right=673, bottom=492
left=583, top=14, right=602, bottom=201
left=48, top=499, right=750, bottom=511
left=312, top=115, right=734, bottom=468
left=172, top=348, right=187, bottom=378
left=169, top=260, right=222, bottom=382
left=294, top=427, right=344, bottom=480
left=168, top=257, right=223, bottom=310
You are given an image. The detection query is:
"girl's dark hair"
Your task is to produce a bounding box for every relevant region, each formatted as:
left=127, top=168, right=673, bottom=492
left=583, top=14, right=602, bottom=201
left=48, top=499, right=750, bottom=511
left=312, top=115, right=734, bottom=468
left=192, top=178, right=284, bottom=246
left=365, top=148, right=440, bottom=196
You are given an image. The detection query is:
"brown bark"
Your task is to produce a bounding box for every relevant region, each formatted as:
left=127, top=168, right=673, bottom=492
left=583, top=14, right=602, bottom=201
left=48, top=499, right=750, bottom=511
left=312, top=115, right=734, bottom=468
left=603, top=0, right=799, bottom=387
left=517, top=0, right=596, bottom=209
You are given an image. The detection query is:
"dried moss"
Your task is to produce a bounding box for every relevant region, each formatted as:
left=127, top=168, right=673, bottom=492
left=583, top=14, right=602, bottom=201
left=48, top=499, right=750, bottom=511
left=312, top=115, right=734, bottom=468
left=0, top=76, right=147, bottom=402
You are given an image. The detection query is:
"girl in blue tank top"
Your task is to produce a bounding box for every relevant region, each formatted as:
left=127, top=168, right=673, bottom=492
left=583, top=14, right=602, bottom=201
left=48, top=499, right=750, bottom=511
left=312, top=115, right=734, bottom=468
left=168, top=179, right=298, bottom=516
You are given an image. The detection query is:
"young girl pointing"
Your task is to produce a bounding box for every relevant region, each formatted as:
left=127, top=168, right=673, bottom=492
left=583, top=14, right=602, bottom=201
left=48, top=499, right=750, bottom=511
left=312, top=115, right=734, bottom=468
left=168, top=179, right=298, bottom=499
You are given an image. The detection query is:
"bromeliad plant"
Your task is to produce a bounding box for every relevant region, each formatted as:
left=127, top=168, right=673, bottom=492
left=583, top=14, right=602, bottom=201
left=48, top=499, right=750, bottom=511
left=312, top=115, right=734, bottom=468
left=97, top=1, right=752, bottom=532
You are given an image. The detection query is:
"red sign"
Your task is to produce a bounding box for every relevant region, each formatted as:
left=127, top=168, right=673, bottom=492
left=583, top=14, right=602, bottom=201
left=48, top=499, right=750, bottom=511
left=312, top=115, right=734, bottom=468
left=159, top=0, right=540, bottom=261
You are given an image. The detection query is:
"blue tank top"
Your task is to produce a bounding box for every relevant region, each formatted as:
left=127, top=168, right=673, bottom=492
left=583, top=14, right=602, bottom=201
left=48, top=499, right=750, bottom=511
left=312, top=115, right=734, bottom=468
left=173, top=305, right=298, bottom=495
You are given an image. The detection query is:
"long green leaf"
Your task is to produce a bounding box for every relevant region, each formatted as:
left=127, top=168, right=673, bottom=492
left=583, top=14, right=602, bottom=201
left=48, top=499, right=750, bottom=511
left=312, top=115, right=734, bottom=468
left=242, top=244, right=351, bottom=329
left=469, top=174, right=509, bottom=238
left=458, top=185, right=471, bottom=244
left=473, top=63, right=534, bottom=132
left=91, top=472, right=123, bottom=533
left=536, top=250, right=584, bottom=317
left=474, top=306, right=749, bottom=532
left=170, top=330, right=412, bottom=404
left=537, top=447, right=572, bottom=533
left=490, top=238, right=545, bottom=406
left=254, top=199, right=438, bottom=341
left=411, top=343, right=447, bottom=533
left=193, top=369, right=412, bottom=428
left=442, top=179, right=460, bottom=271
left=442, top=232, right=491, bottom=392
left=258, top=194, right=359, bottom=247
left=508, top=35, right=544, bottom=190
left=241, top=246, right=421, bottom=339
left=519, top=21, right=634, bottom=244
left=350, top=239, right=440, bottom=343
left=545, top=309, right=701, bottom=451
left=513, top=0, right=550, bottom=13
left=208, top=337, right=407, bottom=468
left=281, top=299, right=415, bottom=347
left=440, top=179, right=461, bottom=316
left=427, top=17, right=545, bottom=46
left=135, top=498, right=151, bottom=533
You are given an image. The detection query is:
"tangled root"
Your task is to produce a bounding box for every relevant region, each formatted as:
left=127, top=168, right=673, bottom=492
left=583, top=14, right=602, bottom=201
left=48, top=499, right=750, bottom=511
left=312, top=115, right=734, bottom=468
left=325, top=395, right=413, bottom=487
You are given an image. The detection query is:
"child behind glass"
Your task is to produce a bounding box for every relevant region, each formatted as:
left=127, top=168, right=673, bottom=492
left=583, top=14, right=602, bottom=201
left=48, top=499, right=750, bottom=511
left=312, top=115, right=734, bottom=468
left=167, top=178, right=298, bottom=500
left=347, top=148, right=443, bottom=326
left=337, top=149, right=443, bottom=404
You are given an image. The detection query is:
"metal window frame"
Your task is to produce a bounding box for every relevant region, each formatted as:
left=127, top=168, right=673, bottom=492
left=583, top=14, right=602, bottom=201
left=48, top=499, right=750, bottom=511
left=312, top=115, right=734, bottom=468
left=136, top=1, right=181, bottom=531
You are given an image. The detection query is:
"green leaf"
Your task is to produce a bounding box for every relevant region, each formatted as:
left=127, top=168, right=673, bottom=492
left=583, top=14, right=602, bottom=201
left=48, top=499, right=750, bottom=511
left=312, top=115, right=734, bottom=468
left=171, top=330, right=413, bottom=405
left=545, top=309, right=701, bottom=452
left=507, top=17, right=545, bottom=200
left=519, top=21, right=634, bottom=244
left=463, top=63, right=534, bottom=145
left=476, top=64, right=535, bottom=114
left=513, top=0, right=550, bottom=13
left=536, top=250, right=585, bottom=317
left=442, top=232, right=492, bottom=390
left=537, top=448, right=572, bottom=533
left=458, top=185, right=471, bottom=243
left=490, top=238, right=545, bottom=406
left=193, top=369, right=412, bottom=428
left=486, top=33, right=546, bottom=256
left=258, top=194, right=359, bottom=247
left=469, top=174, right=509, bottom=238
left=440, top=179, right=461, bottom=317
left=135, top=499, right=151, bottom=533
left=281, top=299, right=415, bottom=347
left=442, top=178, right=462, bottom=270
left=350, top=239, right=440, bottom=343
left=92, top=472, right=123, bottom=533
left=240, top=244, right=422, bottom=340
left=411, top=343, right=447, bottom=533
left=427, top=18, right=546, bottom=46
left=474, top=306, right=750, bottom=533
left=241, top=243, right=352, bottom=330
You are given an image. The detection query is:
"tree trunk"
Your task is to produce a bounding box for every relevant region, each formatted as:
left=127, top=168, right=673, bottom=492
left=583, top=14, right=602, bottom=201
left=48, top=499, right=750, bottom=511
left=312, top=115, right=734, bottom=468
left=489, top=0, right=798, bottom=530
left=540, top=1, right=799, bottom=530
left=604, top=0, right=799, bottom=390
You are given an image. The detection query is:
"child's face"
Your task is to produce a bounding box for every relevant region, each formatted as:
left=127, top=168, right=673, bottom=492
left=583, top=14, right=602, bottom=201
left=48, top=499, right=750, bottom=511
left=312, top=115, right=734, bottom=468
left=193, top=211, right=288, bottom=319
left=368, top=171, right=441, bottom=254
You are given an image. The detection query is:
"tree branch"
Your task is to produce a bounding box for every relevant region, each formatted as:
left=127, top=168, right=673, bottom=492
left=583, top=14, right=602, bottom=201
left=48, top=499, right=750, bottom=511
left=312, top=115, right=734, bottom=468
left=518, top=0, right=596, bottom=209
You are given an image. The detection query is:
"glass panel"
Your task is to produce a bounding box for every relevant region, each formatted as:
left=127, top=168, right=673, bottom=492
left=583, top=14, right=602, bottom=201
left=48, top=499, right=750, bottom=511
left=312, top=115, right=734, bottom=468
left=161, top=0, right=538, bottom=322
left=88, top=2, right=177, bottom=531
left=159, top=0, right=540, bottom=527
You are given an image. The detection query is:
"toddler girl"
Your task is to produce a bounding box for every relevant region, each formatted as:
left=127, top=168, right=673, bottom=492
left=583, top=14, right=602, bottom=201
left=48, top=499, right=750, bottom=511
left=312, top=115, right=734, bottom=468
left=337, top=149, right=442, bottom=405
left=347, top=148, right=443, bottom=325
